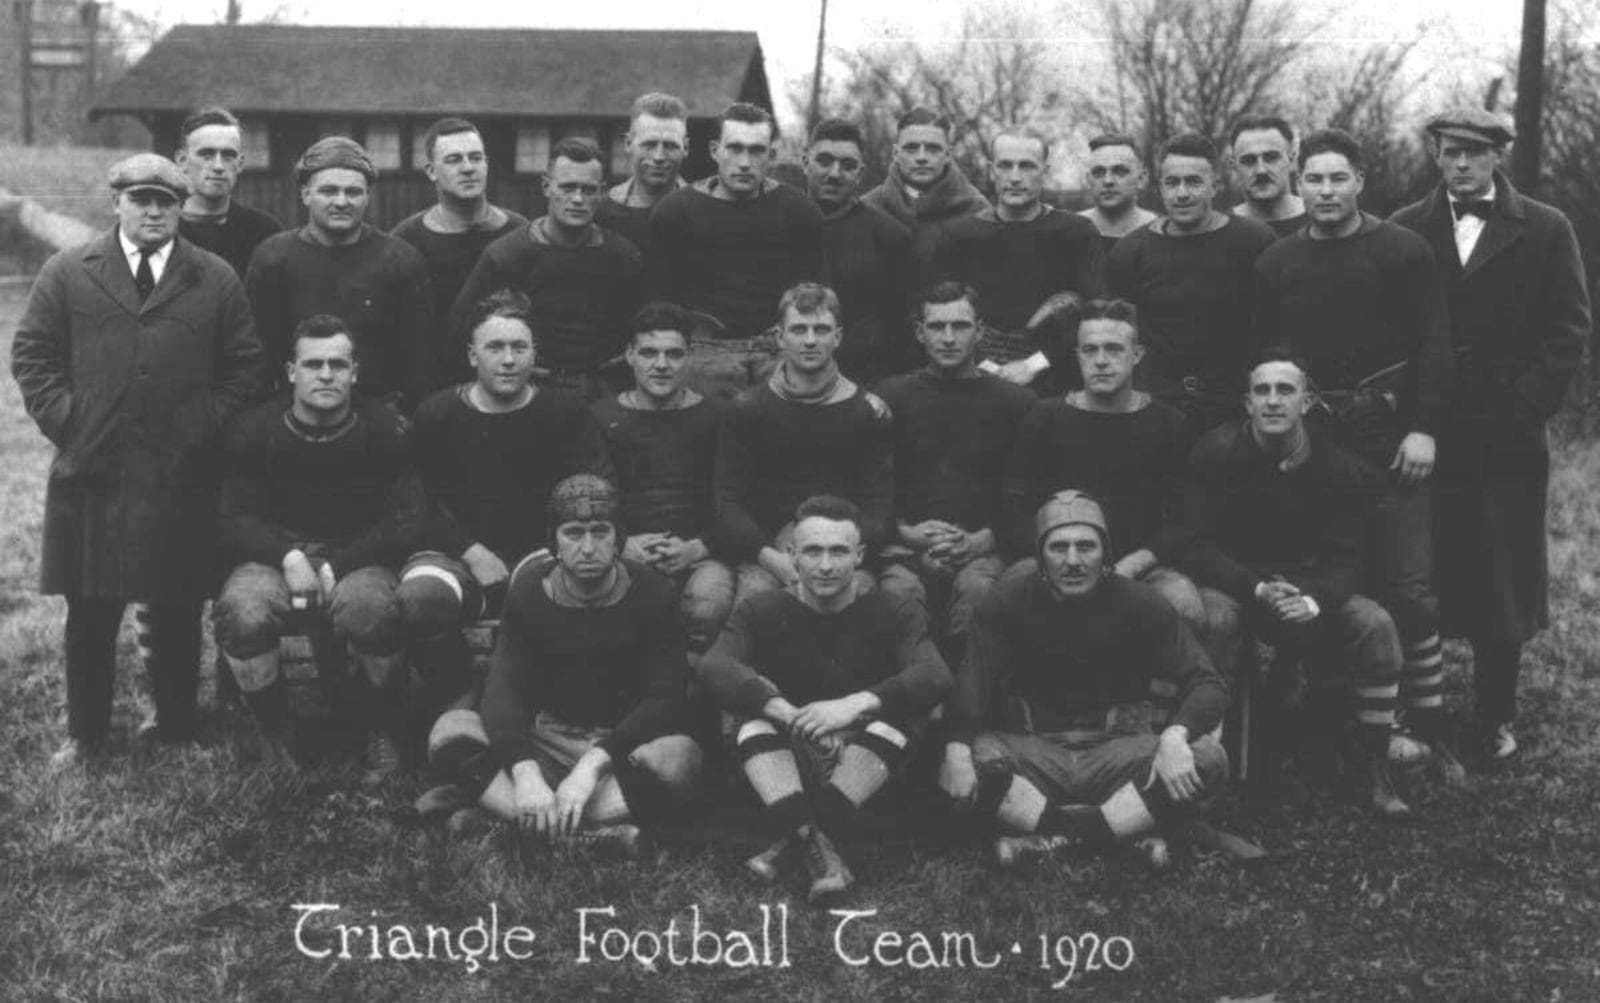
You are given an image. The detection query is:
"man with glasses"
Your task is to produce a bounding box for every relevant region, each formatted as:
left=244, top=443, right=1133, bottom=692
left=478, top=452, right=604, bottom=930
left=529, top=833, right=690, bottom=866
left=803, top=117, right=915, bottom=383
left=451, top=137, right=645, bottom=401
left=652, top=102, right=826, bottom=399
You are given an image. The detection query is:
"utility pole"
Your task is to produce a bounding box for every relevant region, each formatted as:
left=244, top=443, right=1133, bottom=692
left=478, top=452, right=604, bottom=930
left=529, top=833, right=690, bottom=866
left=1511, top=0, right=1545, bottom=194
left=807, top=0, right=828, bottom=133
left=17, top=0, right=34, bottom=144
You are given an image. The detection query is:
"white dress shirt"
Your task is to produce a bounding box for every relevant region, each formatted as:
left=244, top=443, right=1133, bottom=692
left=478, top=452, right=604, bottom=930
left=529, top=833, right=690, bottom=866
left=1447, top=182, right=1494, bottom=266
left=118, top=230, right=174, bottom=287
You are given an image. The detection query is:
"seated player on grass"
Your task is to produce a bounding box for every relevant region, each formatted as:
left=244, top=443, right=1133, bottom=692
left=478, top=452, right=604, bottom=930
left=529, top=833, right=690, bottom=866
left=592, top=301, right=736, bottom=658
left=420, top=475, right=703, bottom=853
left=698, top=495, right=952, bottom=902
left=942, top=491, right=1230, bottom=870
left=214, top=314, right=422, bottom=784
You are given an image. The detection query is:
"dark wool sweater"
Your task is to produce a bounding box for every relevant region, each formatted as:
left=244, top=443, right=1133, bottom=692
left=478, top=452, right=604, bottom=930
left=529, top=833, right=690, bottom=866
left=1105, top=216, right=1276, bottom=392
left=714, top=383, right=895, bottom=560
left=650, top=179, right=826, bottom=338
left=954, top=573, right=1226, bottom=745
left=1181, top=421, right=1375, bottom=612
left=245, top=225, right=434, bottom=410
left=219, top=396, right=421, bottom=573
left=1264, top=213, right=1308, bottom=238
left=1003, top=396, right=1193, bottom=561
left=875, top=369, right=1034, bottom=532
left=482, top=560, right=690, bottom=766
left=390, top=209, right=528, bottom=367
left=594, top=196, right=657, bottom=267
left=932, top=207, right=1107, bottom=332
left=1254, top=214, right=1452, bottom=456
left=179, top=203, right=282, bottom=279
left=411, top=384, right=612, bottom=563
left=698, top=588, right=951, bottom=725
left=821, top=199, right=918, bottom=383
left=592, top=395, right=723, bottom=549
left=449, top=222, right=644, bottom=380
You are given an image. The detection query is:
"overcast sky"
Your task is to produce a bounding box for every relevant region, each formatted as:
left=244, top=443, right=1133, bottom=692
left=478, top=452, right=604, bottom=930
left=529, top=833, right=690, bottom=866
left=120, top=0, right=1527, bottom=125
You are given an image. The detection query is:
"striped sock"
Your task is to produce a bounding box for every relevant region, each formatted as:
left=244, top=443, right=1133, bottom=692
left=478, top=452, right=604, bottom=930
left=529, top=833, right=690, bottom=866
left=1401, top=633, right=1445, bottom=738
left=1355, top=680, right=1400, bottom=755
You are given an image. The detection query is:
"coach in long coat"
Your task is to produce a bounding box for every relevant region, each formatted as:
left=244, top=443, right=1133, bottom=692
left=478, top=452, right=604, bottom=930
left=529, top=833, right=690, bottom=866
left=12, top=154, right=263, bottom=760
left=1389, top=109, right=1590, bottom=753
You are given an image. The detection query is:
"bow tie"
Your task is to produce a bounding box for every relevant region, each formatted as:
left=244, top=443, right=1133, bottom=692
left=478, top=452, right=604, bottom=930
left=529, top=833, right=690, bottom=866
left=1452, top=199, right=1493, bottom=221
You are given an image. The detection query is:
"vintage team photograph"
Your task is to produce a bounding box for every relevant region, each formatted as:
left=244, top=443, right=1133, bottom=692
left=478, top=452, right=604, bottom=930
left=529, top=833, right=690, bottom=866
left=0, top=0, right=1596, bottom=998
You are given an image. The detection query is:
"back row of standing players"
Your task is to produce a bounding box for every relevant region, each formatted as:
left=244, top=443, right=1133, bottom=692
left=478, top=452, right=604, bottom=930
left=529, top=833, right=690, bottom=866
left=74, top=97, right=1588, bottom=863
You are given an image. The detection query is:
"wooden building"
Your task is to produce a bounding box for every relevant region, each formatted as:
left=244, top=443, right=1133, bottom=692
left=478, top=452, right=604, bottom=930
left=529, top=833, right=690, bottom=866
left=91, top=24, right=773, bottom=227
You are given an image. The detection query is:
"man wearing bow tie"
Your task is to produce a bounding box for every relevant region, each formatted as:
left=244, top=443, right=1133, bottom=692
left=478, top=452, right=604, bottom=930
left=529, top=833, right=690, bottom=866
left=1391, top=108, right=1591, bottom=764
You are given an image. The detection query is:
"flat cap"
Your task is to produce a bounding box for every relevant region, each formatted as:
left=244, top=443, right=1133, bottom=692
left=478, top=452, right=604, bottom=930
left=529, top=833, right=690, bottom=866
left=295, top=136, right=376, bottom=185
left=1035, top=489, right=1109, bottom=550
left=1425, top=107, right=1514, bottom=147
left=107, top=153, right=189, bottom=199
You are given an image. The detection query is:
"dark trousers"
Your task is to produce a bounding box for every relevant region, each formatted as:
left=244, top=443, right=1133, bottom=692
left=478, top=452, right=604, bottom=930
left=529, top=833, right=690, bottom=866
left=1469, top=636, right=1522, bottom=729
left=64, top=598, right=202, bottom=745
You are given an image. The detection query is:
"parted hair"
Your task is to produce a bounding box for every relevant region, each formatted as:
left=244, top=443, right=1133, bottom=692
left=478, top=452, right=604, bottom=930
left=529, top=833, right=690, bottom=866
left=809, top=118, right=864, bottom=148
left=1078, top=298, right=1140, bottom=336
left=1156, top=132, right=1219, bottom=171
left=630, top=92, right=688, bottom=122
left=795, top=494, right=862, bottom=531
left=1088, top=133, right=1143, bottom=159
left=630, top=301, right=694, bottom=343
left=549, top=136, right=602, bottom=170
left=919, top=280, right=981, bottom=321
left=180, top=106, right=241, bottom=140
left=896, top=106, right=951, bottom=138
left=1245, top=346, right=1315, bottom=392
left=1297, top=128, right=1364, bottom=171
left=1228, top=114, right=1295, bottom=148
left=719, top=102, right=777, bottom=140
left=422, top=117, right=480, bottom=162
left=467, top=289, right=534, bottom=342
left=290, top=313, right=356, bottom=358
left=777, top=282, right=841, bottom=323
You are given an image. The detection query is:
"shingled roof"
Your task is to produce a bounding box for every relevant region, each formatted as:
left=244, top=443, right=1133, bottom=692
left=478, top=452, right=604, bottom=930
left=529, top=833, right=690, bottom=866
left=93, top=24, right=770, bottom=118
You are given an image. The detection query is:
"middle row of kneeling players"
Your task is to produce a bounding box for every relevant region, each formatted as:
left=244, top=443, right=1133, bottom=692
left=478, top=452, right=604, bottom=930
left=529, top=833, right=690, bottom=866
left=219, top=279, right=1409, bottom=901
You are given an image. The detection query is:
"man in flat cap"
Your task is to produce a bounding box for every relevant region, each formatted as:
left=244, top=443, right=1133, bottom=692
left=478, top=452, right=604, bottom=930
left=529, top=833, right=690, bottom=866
left=246, top=136, right=435, bottom=411
left=1391, top=108, right=1591, bottom=763
left=12, top=153, right=264, bottom=766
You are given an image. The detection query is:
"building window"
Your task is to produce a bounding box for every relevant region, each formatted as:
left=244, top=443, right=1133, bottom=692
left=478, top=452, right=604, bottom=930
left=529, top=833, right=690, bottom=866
left=559, top=123, right=599, bottom=143
left=610, top=131, right=631, bottom=179
left=411, top=127, right=431, bottom=172
left=240, top=118, right=271, bottom=171
left=365, top=121, right=402, bottom=171
left=515, top=124, right=551, bottom=175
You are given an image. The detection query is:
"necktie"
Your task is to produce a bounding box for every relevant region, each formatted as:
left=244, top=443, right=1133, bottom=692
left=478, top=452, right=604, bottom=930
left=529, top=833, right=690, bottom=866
left=1452, top=200, right=1492, bottom=221
left=134, top=247, right=156, bottom=302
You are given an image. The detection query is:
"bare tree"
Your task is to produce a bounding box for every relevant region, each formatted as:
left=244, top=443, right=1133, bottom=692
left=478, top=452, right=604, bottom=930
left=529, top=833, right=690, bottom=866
left=1290, top=41, right=1430, bottom=213
left=795, top=3, right=1069, bottom=184
left=1077, top=0, right=1316, bottom=154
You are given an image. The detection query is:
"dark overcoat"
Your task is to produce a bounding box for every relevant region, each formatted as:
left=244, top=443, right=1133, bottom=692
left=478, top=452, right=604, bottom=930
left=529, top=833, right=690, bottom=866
left=1390, top=173, right=1590, bottom=643
left=11, top=229, right=264, bottom=600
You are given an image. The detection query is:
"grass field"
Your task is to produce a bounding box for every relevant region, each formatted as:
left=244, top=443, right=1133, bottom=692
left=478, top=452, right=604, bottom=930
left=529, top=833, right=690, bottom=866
left=1, top=283, right=1597, bottom=1002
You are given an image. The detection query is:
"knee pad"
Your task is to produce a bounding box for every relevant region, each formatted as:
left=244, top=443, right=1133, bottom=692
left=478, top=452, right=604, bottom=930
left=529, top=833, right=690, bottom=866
left=428, top=708, right=489, bottom=757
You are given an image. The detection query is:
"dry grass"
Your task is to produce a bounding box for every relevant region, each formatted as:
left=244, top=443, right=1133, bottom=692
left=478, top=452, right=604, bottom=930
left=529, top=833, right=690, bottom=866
left=2, top=283, right=1598, bottom=1002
